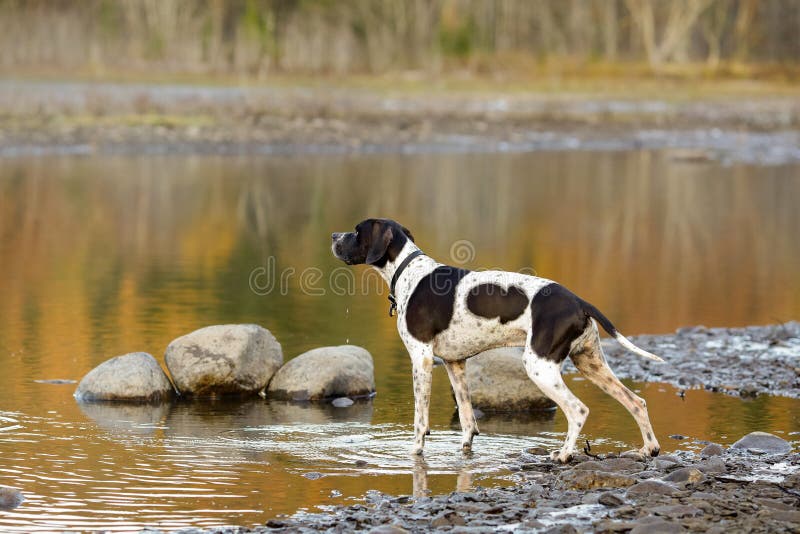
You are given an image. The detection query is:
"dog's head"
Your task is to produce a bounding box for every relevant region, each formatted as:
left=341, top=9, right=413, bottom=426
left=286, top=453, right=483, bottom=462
left=331, top=218, right=415, bottom=267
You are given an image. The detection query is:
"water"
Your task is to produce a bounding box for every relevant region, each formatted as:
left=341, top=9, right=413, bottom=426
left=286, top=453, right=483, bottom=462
left=0, top=151, right=799, bottom=530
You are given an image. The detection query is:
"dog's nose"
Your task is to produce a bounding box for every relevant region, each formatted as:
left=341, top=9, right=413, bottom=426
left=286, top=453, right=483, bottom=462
left=331, top=232, right=342, bottom=241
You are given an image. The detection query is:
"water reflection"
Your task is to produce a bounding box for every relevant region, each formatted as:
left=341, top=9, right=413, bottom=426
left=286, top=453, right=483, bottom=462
left=0, top=152, right=798, bottom=530
left=412, top=457, right=474, bottom=498
left=77, top=401, right=170, bottom=436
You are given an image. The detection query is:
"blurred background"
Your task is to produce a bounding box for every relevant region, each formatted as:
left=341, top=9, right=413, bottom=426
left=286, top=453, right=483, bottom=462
left=1, top=0, right=799, bottom=80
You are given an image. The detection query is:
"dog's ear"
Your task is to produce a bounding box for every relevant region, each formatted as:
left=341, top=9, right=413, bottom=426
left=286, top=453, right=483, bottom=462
left=401, top=225, right=415, bottom=243
left=366, top=224, right=393, bottom=265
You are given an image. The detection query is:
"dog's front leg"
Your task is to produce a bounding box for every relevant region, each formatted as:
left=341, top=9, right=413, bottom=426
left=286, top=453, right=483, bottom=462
left=444, top=360, right=479, bottom=451
left=410, top=348, right=434, bottom=455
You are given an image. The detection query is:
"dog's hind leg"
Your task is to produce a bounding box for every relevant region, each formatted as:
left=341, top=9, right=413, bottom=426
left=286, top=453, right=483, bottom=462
left=571, top=321, right=661, bottom=458
left=409, top=345, right=434, bottom=455
left=443, top=360, right=479, bottom=451
left=523, top=349, right=588, bottom=463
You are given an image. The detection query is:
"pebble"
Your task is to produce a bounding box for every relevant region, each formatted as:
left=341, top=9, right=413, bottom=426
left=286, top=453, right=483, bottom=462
left=629, top=517, right=683, bottom=534
left=430, top=510, right=466, bottom=527
left=652, top=504, right=703, bottom=518
left=562, top=469, right=636, bottom=490
left=700, top=443, right=724, bottom=457
left=598, top=492, right=625, bottom=507
left=331, top=397, right=354, bottom=408
left=626, top=480, right=678, bottom=498
left=663, top=467, right=705, bottom=484
left=695, top=457, right=726, bottom=474
left=0, top=486, right=23, bottom=510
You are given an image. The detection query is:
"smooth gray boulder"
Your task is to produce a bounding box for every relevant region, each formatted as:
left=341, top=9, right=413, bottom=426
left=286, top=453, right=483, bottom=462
left=165, top=324, right=283, bottom=397
left=464, top=347, right=554, bottom=412
left=74, top=352, right=174, bottom=402
left=730, top=431, right=792, bottom=454
left=267, top=345, right=375, bottom=401
left=0, top=486, right=23, bottom=510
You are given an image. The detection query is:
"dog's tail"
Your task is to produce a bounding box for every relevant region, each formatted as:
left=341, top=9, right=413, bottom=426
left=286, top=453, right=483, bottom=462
left=580, top=300, right=664, bottom=362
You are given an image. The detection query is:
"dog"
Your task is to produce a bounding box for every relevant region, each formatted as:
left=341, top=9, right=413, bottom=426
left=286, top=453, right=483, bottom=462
left=331, top=218, right=663, bottom=463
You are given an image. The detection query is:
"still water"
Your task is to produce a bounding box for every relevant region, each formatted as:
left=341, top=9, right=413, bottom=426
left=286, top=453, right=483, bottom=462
left=0, top=151, right=799, bottom=530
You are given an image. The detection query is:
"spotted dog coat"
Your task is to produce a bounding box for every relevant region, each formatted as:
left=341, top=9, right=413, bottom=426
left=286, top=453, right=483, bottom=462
left=332, top=219, right=663, bottom=463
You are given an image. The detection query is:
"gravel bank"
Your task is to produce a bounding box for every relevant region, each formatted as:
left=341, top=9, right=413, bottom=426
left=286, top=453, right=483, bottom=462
left=592, top=321, right=800, bottom=399
left=2, top=81, right=800, bottom=164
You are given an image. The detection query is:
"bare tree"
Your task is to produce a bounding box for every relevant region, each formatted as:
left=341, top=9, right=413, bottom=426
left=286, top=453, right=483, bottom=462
left=625, top=0, right=716, bottom=69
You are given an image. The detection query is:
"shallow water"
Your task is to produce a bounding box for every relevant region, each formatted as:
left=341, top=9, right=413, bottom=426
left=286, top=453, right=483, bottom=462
left=0, top=151, right=799, bottom=530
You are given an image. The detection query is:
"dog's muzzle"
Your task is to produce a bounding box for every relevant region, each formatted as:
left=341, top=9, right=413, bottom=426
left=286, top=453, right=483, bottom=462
left=331, top=233, right=349, bottom=263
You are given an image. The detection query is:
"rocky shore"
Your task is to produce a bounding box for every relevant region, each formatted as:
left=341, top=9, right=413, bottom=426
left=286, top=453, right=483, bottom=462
left=2, top=81, right=800, bottom=164
left=594, top=321, right=800, bottom=400
left=163, top=432, right=798, bottom=533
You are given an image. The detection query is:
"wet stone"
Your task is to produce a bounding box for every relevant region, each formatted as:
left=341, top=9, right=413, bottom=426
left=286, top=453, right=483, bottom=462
left=626, top=480, right=678, bottom=498
left=629, top=517, right=684, bottom=534
left=781, top=473, right=800, bottom=489
left=331, top=397, right=354, bottom=407
left=695, top=457, right=726, bottom=474
left=663, top=467, right=705, bottom=484
left=562, top=469, right=637, bottom=490
left=430, top=510, right=466, bottom=528
left=368, top=524, right=409, bottom=533
left=700, top=443, right=725, bottom=457
left=730, top=432, right=792, bottom=454
left=652, top=504, right=703, bottom=519
left=0, top=486, right=23, bottom=510
left=598, top=492, right=625, bottom=507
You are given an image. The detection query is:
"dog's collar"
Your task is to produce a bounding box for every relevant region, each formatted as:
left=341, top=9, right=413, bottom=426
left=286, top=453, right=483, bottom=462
left=388, top=250, right=425, bottom=317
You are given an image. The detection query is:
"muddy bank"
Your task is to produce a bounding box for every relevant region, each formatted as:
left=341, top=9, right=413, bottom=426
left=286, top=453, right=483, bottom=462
left=2, top=81, right=800, bottom=164
left=590, top=321, right=800, bottom=400
left=184, top=435, right=799, bottom=533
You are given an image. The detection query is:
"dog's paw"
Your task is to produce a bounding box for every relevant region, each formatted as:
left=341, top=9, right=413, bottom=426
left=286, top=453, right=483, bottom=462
left=550, top=450, right=574, bottom=464
left=639, top=445, right=660, bottom=458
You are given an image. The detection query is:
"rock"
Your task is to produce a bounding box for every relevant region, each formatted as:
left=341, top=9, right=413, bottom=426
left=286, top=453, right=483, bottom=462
left=267, top=345, right=375, bottom=401
left=464, top=347, right=554, bottom=411
left=663, top=467, right=705, bottom=484
left=700, top=443, right=724, bottom=457
left=369, top=526, right=408, bottom=534
left=630, top=517, right=684, bottom=534
left=598, top=492, right=625, bottom=507
left=0, top=486, right=23, bottom=510
left=165, top=324, right=282, bottom=397
left=563, top=469, right=637, bottom=490
left=332, top=397, right=354, bottom=407
left=781, top=473, right=800, bottom=489
left=303, top=472, right=324, bottom=480
left=730, top=432, right=792, bottom=454
left=695, top=457, right=726, bottom=474
left=652, top=504, right=702, bottom=519
left=74, top=352, right=174, bottom=402
left=430, top=510, right=466, bottom=527
left=626, top=480, right=678, bottom=498
left=652, top=459, right=679, bottom=471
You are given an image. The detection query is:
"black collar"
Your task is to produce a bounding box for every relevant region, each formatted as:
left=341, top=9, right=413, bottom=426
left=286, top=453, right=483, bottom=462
left=388, top=249, right=425, bottom=317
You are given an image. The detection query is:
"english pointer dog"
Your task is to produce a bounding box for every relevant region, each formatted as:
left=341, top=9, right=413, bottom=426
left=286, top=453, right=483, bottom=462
left=332, top=218, right=663, bottom=462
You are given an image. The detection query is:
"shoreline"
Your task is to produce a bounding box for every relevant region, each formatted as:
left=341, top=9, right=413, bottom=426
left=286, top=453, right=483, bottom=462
left=2, top=80, right=800, bottom=164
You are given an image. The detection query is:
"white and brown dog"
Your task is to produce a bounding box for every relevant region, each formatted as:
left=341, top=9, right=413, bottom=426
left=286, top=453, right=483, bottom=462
left=332, top=218, right=663, bottom=463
